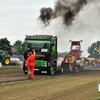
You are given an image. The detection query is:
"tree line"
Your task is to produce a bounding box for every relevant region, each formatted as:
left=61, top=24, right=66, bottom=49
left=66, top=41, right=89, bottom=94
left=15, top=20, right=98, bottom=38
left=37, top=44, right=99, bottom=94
left=87, top=41, right=100, bottom=58
left=0, top=37, right=100, bottom=58
left=0, top=38, right=24, bottom=55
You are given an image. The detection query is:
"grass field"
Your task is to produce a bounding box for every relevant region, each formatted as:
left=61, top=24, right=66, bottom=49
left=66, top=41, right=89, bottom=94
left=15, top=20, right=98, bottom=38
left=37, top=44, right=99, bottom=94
left=0, top=65, right=21, bottom=69
left=0, top=72, right=100, bottom=100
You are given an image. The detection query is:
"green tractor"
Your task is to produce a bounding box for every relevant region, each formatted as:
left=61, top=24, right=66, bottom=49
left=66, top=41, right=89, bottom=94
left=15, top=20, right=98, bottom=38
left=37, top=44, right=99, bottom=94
left=0, top=50, right=10, bottom=65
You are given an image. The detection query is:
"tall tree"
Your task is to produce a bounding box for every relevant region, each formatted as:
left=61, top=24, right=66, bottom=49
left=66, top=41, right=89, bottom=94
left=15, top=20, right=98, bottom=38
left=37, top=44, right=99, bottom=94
left=0, top=38, right=12, bottom=54
left=87, top=41, right=100, bottom=58
left=13, top=40, right=24, bottom=55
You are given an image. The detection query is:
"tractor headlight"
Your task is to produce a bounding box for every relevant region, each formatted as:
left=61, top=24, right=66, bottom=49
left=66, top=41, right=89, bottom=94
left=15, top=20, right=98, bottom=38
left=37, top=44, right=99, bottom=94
left=44, top=61, right=47, bottom=67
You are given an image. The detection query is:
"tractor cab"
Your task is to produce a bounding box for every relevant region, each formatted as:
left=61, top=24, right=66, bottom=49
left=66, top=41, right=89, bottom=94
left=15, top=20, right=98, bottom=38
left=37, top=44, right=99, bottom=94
left=62, top=40, right=84, bottom=73
left=70, top=40, right=83, bottom=60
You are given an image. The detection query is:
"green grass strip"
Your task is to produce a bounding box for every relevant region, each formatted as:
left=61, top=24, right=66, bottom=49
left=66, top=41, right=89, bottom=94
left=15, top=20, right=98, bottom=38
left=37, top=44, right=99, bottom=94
left=0, top=66, right=21, bottom=69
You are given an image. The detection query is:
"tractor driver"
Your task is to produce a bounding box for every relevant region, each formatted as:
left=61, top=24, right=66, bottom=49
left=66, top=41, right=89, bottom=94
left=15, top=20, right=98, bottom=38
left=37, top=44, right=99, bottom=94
left=27, top=43, right=32, bottom=52
left=24, top=43, right=32, bottom=60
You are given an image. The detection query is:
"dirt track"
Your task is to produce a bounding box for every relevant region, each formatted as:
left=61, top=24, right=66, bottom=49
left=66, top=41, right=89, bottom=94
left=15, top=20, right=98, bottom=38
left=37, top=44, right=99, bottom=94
left=1, top=65, right=100, bottom=100
left=0, top=65, right=100, bottom=84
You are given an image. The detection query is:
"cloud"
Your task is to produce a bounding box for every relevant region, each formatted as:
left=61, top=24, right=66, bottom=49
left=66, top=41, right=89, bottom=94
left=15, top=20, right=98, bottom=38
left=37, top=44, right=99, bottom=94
left=0, top=0, right=100, bottom=57
left=35, top=0, right=100, bottom=57
left=0, top=0, right=55, bottom=33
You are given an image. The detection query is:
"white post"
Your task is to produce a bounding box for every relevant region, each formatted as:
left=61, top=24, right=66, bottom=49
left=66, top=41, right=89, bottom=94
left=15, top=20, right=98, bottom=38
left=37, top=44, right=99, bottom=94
left=98, top=81, right=100, bottom=93
left=96, top=82, right=100, bottom=99
left=0, top=62, right=2, bottom=67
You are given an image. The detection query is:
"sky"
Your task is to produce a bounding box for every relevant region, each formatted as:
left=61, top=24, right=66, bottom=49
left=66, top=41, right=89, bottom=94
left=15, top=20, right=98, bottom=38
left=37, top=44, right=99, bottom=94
left=0, top=0, right=100, bottom=57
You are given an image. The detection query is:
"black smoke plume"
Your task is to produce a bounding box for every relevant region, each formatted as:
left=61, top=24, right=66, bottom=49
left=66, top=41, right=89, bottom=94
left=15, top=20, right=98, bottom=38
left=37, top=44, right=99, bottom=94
left=39, top=7, right=53, bottom=25
left=39, top=0, right=88, bottom=26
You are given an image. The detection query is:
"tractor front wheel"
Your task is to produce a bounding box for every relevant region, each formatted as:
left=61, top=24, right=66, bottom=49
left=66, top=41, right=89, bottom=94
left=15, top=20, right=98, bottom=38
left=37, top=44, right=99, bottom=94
left=3, top=57, right=10, bottom=65
left=48, top=67, right=55, bottom=75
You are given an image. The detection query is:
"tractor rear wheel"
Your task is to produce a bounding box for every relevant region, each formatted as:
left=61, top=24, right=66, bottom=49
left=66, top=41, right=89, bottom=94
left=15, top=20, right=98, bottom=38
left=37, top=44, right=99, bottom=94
left=23, top=61, right=27, bottom=74
left=79, top=66, right=83, bottom=72
left=60, top=62, right=64, bottom=74
left=3, top=57, right=10, bottom=65
left=71, top=64, right=76, bottom=73
left=60, top=66, right=64, bottom=74
left=23, top=66, right=27, bottom=74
